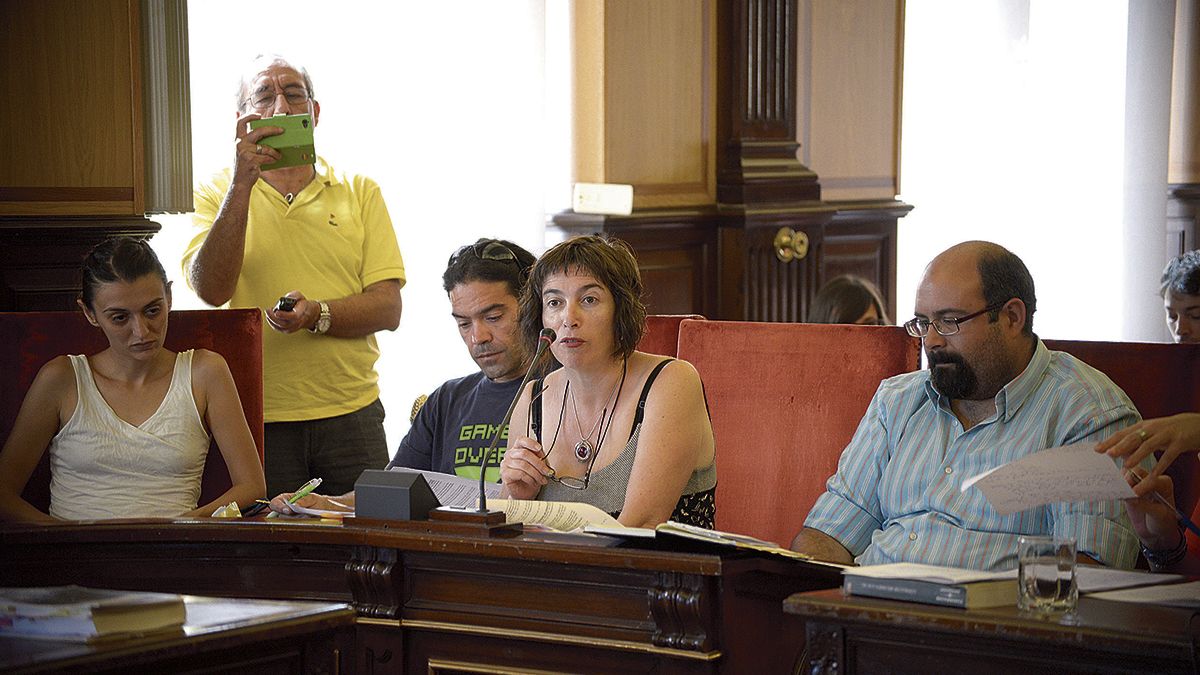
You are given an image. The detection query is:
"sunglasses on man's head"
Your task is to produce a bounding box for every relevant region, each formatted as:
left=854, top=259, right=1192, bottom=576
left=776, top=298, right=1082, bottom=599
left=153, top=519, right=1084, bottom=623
left=447, top=241, right=518, bottom=267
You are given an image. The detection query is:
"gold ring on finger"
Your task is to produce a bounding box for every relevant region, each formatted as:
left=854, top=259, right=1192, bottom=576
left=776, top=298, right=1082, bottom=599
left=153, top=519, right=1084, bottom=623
left=255, top=144, right=263, bottom=155
left=1137, top=429, right=1148, bottom=440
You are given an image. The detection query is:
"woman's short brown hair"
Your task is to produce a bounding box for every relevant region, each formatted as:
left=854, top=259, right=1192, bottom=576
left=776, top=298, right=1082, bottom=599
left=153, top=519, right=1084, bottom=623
left=519, top=235, right=646, bottom=361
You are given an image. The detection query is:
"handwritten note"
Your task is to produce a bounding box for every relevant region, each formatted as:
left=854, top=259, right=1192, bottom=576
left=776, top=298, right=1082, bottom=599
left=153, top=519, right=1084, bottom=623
left=960, top=442, right=1134, bottom=515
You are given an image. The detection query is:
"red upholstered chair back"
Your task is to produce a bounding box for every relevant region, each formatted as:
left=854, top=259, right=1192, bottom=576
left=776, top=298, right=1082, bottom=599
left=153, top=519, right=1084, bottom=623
left=1044, top=339, right=1200, bottom=552
left=678, top=320, right=921, bottom=546
left=0, top=309, right=264, bottom=514
left=639, top=314, right=705, bottom=357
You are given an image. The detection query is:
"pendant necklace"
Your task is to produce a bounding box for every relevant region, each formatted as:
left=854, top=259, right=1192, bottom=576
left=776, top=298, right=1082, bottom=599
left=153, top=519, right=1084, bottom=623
left=567, top=359, right=627, bottom=462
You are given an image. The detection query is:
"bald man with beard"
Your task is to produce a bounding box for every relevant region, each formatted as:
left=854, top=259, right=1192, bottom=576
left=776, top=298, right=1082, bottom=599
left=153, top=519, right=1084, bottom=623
left=792, top=241, right=1142, bottom=571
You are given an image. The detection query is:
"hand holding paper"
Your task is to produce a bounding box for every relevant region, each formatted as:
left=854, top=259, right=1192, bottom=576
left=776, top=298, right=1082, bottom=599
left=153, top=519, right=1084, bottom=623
left=961, top=442, right=1134, bottom=515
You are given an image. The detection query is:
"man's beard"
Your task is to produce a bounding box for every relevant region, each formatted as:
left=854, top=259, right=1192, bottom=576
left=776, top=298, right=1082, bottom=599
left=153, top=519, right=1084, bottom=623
left=928, top=351, right=978, bottom=399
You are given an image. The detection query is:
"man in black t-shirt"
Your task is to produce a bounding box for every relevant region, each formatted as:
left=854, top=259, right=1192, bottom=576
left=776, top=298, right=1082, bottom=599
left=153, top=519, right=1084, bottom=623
left=268, top=238, right=536, bottom=511
left=389, top=238, right=537, bottom=480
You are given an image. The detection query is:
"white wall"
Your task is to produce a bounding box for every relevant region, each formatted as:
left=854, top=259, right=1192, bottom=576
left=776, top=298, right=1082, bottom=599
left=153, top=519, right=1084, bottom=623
left=152, top=1, right=569, bottom=450
left=898, top=0, right=1176, bottom=343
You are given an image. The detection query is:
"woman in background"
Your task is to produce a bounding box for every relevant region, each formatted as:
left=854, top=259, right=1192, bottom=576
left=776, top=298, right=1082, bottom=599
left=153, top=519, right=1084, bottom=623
left=499, top=235, right=716, bottom=528
left=0, top=237, right=264, bottom=523
left=807, top=275, right=890, bottom=325
left=1160, top=249, right=1200, bottom=344
left=1095, top=249, right=1200, bottom=570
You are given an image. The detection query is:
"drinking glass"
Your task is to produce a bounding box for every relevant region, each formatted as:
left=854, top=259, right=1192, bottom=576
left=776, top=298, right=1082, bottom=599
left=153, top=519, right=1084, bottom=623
left=1017, top=535, right=1078, bottom=614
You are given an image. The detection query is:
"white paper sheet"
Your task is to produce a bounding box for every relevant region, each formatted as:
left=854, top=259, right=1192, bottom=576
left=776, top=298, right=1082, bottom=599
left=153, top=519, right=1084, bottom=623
left=386, top=467, right=501, bottom=508
left=1089, top=580, right=1200, bottom=607
left=289, top=503, right=351, bottom=519
left=490, top=499, right=621, bottom=530
left=841, top=562, right=1016, bottom=584
left=1075, top=566, right=1183, bottom=593
left=960, top=442, right=1135, bottom=515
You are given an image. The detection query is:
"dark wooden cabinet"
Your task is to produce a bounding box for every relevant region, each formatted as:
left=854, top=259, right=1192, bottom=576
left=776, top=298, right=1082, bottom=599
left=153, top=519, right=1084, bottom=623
left=1168, top=184, right=1199, bottom=257
left=0, top=521, right=844, bottom=674
left=787, top=589, right=1198, bottom=674
left=0, top=218, right=159, bottom=311
left=719, top=217, right=824, bottom=323
left=552, top=209, right=721, bottom=318
left=553, top=205, right=905, bottom=323
left=819, top=203, right=910, bottom=321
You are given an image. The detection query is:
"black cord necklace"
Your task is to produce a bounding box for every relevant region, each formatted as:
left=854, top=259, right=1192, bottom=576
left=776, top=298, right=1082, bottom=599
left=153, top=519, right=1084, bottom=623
left=568, top=360, right=626, bottom=461
left=560, top=358, right=627, bottom=463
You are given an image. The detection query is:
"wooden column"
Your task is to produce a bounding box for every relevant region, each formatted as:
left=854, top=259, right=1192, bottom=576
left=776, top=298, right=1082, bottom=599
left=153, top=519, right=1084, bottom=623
left=554, top=0, right=909, bottom=322
left=1169, top=0, right=1200, bottom=255
left=713, top=0, right=834, bottom=322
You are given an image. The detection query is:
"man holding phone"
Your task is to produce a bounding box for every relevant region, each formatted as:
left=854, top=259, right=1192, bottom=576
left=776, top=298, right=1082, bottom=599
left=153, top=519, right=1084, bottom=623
left=183, top=54, right=405, bottom=497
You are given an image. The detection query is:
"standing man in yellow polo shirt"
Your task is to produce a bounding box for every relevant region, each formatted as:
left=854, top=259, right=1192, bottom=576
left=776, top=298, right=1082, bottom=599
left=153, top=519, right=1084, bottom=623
left=183, top=54, right=405, bottom=497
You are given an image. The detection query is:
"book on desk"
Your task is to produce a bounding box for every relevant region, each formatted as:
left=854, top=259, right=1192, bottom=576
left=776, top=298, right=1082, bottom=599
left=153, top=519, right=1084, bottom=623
left=0, top=586, right=185, bottom=643
left=841, top=563, right=1018, bottom=609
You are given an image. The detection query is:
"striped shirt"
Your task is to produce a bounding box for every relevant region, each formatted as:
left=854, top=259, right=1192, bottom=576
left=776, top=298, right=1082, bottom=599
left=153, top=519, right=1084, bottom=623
left=804, top=340, right=1141, bottom=570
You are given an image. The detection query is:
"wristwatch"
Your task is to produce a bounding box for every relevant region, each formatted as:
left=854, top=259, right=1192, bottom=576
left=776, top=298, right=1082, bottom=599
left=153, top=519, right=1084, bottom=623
left=309, top=301, right=331, bottom=334
left=1141, top=526, right=1188, bottom=572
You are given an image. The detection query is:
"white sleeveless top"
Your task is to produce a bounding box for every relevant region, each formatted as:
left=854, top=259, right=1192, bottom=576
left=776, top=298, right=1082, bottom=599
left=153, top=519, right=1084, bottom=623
left=48, top=351, right=211, bottom=520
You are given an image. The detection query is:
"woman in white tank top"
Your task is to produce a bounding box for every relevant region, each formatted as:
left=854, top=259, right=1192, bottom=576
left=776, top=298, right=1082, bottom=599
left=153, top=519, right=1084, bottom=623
left=0, top=237, right=265, bottom=523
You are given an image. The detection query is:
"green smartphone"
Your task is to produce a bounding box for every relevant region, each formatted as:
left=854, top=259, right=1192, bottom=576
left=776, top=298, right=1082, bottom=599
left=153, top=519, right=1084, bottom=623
left=249, top=113, right=316, bottom=171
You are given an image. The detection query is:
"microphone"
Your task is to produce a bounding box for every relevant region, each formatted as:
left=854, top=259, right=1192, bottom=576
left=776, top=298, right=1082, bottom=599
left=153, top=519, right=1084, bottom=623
left=477, top=328, right=556, bottom=513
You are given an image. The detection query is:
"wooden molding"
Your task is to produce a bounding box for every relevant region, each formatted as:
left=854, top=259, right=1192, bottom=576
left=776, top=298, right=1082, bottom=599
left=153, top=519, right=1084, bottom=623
left=0, top=188, right=135, bottom=202
left=715, top=0, right=824, bottom=207
left=0, top=217, right=159, bottom=311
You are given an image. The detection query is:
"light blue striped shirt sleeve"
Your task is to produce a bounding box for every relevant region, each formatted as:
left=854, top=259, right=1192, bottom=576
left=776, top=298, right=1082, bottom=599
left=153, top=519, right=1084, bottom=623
left=804, top=340, right=1142, bottom=571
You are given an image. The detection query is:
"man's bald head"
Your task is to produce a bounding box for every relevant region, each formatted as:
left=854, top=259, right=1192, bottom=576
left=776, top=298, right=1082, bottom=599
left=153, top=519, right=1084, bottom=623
left=924, top=241, right=1037, bottom=336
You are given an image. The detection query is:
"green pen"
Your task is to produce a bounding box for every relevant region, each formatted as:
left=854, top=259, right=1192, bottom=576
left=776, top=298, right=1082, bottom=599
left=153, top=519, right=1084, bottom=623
left=265, top=477, right=323, bottom=519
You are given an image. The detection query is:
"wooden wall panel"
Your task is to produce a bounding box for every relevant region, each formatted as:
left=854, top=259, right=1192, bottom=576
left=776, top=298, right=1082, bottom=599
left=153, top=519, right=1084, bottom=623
left=0, top=0, right=142, bottom=215
left=798, top=0, right=903, bottom=202
left=573, top=0, right=716, bottom=208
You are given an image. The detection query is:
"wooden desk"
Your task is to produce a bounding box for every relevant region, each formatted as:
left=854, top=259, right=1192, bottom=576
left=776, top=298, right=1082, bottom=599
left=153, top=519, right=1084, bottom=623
left=0, top=520, right=840, bottom=673
left=0, top=595, right=354, bottom=674
left=785, top=588, right=1200, bottom=674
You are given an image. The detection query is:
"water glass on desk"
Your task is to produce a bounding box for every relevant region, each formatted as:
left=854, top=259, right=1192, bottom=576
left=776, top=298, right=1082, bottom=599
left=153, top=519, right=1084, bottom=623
left=1018, top=535, right=1078, bottom=614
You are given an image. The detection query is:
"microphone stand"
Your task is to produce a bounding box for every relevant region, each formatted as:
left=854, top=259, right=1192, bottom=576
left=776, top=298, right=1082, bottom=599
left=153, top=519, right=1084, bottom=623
left=426, top=328, right=555, bottom=531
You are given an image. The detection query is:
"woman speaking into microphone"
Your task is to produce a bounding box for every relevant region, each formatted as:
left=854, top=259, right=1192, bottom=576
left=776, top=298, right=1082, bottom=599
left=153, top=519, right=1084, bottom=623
left=499, top=235, right=716, bottom=528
